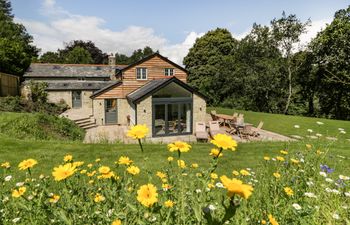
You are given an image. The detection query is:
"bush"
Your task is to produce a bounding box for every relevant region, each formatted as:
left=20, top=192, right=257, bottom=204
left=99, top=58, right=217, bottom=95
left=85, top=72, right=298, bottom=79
left=0, top=96, right=68, bottom=115
left=0, top=112, right=84, bottom=141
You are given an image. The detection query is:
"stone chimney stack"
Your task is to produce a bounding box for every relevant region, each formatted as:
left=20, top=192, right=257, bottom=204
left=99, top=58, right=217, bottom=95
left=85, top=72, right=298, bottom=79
left=108, top=53, right=116, bottom=65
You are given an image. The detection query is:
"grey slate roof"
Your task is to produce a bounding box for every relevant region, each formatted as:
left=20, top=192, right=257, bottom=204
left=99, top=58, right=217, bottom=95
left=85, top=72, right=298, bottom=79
left=24, top=63, right=127, bottom=78
left=127, top=79, right=170, bottom=103
left=23, top=80, right=116, bottom=91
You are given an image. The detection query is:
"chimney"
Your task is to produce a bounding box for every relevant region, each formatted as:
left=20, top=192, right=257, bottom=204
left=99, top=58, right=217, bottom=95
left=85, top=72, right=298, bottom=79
left=108, top=53, right=115, bottom=66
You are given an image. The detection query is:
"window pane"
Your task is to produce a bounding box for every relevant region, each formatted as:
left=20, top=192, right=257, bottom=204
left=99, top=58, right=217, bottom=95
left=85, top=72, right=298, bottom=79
left=154, top=104, right=166, bottom=135
left=179, top=103, right=191, bottom=133
left=167, top=104, right=179, bottom=134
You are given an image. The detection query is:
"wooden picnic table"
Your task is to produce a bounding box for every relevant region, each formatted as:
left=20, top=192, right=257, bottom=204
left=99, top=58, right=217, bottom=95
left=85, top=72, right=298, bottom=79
left=216, top=113, right=235, bottom=126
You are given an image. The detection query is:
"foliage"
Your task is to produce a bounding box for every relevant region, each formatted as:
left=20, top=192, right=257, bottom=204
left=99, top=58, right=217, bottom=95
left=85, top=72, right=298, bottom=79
left=0, top=131, right=349, bottom=224
left=39, top=51, right=62, bottom=63
left=270, top=12, right=310, bottom=114
left=0, top=112, right=84, bottom=141
left=28, top=80, right=48, bottom=103
left=63, top=46, right=93, bottom=64
left=58, top=40, right=108, bottom=64
left=0, top=96, right=68, bottom=115
left=310, top=6, right=350, bottom=120
left=115, top=46, right=155, bottom=64
left=0, top=0, right=39, bottom=76
left=183, top=28, right=238, bottom=105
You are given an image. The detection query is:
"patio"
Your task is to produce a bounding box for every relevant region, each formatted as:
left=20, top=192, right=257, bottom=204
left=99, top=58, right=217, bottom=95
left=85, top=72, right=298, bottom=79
left=204, top=113, right=292, bottom=143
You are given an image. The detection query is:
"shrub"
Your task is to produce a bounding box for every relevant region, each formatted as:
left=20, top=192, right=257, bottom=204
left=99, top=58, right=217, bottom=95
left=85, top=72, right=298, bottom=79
left=0, top=112, right=84, bottom=141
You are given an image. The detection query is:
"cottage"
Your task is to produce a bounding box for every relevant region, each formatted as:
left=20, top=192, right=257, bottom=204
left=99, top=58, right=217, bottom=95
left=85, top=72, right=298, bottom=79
left=23, top=53, right=207, bottom=142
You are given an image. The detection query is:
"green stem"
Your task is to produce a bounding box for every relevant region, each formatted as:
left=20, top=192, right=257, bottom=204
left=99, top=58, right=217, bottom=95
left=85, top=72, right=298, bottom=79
left=138, top=139, right=144, bottom=153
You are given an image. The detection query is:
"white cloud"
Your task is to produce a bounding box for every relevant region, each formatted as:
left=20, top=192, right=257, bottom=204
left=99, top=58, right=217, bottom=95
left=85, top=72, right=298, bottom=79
left=14, top=0, right=201, bottom=65
left=16, top=0, right=331, bottom=65
left=299, top=18, right=331, bottom=47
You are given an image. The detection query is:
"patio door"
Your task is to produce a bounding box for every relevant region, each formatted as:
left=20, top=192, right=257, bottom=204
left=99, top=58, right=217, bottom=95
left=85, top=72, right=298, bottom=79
left=72, top=91, right=82, bottom=108
left=105, top=99, right=117, bottom=124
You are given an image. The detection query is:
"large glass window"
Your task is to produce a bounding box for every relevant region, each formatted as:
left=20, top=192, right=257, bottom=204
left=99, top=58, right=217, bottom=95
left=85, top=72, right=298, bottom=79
left=153, top=102, right=192, bottom=137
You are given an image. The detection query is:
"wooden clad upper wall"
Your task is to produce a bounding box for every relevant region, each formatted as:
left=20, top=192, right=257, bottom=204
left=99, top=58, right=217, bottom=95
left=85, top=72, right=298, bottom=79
left=95, top=55, right=188, bottom=99
left=122, top=55, right=187, bottom=83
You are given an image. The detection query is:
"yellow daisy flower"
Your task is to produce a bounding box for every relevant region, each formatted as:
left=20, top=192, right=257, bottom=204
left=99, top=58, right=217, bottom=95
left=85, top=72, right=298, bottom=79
left=18, top=159, right=38, bottom=170
left=210, top=134, right=237, bottom=151
left=168, top=141, right=191, bottom=153
left=137, top=184, right=158, bottom=207
left=220, top=175, right=253, bottom=199
left=127, top=124, right=149, bottom=139
left=52, top=163, right=76, bottom=181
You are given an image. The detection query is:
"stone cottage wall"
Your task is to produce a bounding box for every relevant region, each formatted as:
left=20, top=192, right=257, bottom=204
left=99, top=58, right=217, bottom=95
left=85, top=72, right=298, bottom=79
left=136, top=96, right=152, bottom=138
left=193, top=94, right=207, bottom=128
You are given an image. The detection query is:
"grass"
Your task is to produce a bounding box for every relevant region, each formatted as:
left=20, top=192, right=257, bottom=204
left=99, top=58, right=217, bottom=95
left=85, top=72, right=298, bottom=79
left=209, top=107, right=350, bottom=139
left=1, top=135, right=349, bottom=179
left=0, top=112, right=85, bottom=141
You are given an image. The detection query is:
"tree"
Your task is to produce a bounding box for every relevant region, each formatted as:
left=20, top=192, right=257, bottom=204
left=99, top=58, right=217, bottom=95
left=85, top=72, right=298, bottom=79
left=63, top=47, right=93, bottom=64
left=271, top=12, right=310, bottom=114
left=227, top=24, right=286, bottom=112
left=183, top=28, right=238, bottom=104
left=59, top=40, right=108, bottom=64
left=115, top=46, right=155, bottom=65
left=310, top=6, right=350, bottom=119
left=0, top=0, right=39, bottom=76
left=39, top=51, right=62, bottom=63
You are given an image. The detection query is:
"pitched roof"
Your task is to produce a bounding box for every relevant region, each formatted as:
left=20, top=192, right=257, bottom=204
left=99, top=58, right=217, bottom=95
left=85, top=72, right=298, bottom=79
left=23, top=80, right=117, bottom=91
left=90, top=81, right=122, bottom=98
left=117, top=52, right=188, bottom=75
left=127, top=77, right=207, bottom=103
left=24, top=63, right=127, bottom=78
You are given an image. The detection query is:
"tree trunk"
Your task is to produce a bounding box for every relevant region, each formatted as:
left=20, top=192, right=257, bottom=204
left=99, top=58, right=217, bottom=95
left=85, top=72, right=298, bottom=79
left=308, top=93, right=314, bottom=116
left=284, top=61, right=292, bottom=114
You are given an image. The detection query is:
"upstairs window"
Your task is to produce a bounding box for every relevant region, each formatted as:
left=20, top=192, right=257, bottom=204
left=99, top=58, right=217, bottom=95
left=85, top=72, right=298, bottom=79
left=164, top=68, right=174, bottom=76
left=136, top=68, right=147, bottom=80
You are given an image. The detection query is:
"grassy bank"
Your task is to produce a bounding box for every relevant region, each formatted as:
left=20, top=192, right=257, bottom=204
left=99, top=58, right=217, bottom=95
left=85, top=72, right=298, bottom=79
left=0, top=112, right=85, bottom=141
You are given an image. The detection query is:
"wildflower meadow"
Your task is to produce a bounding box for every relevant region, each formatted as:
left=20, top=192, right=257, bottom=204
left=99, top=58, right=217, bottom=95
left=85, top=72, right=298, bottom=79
left=0, top=125, right=349, bottom=224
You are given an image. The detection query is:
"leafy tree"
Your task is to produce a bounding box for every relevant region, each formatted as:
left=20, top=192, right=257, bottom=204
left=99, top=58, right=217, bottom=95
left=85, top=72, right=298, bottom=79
left=0, top=0, right=39, bottom=76
left=271, top=12, right=310, bottom=114
left=39, top=51, right=62, bottom=63
left=227, top=24, right=286, bottom=112
left=183, top=28, right=238, bottom=104
left=59, top=40, right=108, bottom=64
left=115, top=46, right=155, bottom=64
left=310, top=6, right=350, bottom=119
left=63, top=47, right=93, bottom=64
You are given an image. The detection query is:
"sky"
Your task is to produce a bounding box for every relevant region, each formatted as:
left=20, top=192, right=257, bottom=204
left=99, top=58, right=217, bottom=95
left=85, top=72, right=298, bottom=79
left=10, top=0, right=349, bottom=64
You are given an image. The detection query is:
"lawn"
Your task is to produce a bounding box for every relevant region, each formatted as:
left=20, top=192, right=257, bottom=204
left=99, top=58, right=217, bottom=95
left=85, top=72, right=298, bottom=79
left=209, top=107, right=350, bottom=140
left=1, top=111, right=350, bottom=224
left=1, top=134, right=349, bottom=178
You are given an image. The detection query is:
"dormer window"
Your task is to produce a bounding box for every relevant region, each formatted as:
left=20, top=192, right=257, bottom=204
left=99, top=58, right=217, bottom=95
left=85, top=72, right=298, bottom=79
left=164, top=68, right=174, bottom=76
left=136, top=68, right=147, bottom=80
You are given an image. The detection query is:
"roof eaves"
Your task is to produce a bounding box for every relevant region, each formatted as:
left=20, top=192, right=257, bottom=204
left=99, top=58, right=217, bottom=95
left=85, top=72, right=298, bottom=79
left=90, top=81, right=122, bottom=99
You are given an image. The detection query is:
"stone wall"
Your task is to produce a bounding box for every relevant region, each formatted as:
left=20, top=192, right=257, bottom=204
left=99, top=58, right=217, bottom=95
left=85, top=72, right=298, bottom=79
left=136, top=96, right=152, bottom=138
left=193, top=94, right=207, bottom=129
left=93, top=99, right=105, bottom=125
left=117, top=98, right=131, bottom=125
left=47, top=91, right=72, bottom=107
left=82, top=91, right=93, bottom=110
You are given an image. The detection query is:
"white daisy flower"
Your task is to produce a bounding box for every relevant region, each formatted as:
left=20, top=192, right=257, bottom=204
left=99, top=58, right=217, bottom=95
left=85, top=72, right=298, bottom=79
left=307, top=129, right=313, bottom=133
left=304, top=192, right=317, bottom=198
left=294, top=125, right=300, bottom=128
left=316, top=133, right=322, bottom=137
left=325, top=178, right=333, bottom=183
left=292, top=203, right=302, bottom=210
left=319, top=172, right=327, bottom=177
left=339, top=175, right=350, bottom=180
left=332, top=213, right=340, bottom=220
left=316, top=121, right=324, bottom=125
left=4, top=175, right=12, bottom=182
left=215, top=182, right=224, bottom=188
left=340, top=130, right=346, bottom=134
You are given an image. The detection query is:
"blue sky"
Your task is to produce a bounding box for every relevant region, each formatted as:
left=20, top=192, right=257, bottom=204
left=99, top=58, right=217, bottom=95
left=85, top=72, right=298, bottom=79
left=11, top=0, right=349, bottom=63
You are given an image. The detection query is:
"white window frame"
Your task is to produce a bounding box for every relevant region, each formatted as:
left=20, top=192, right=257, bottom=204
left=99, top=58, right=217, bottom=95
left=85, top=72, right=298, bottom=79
left=136, top=68, right=148, bottom=80
left=164, top=68, right=174, bottom=76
